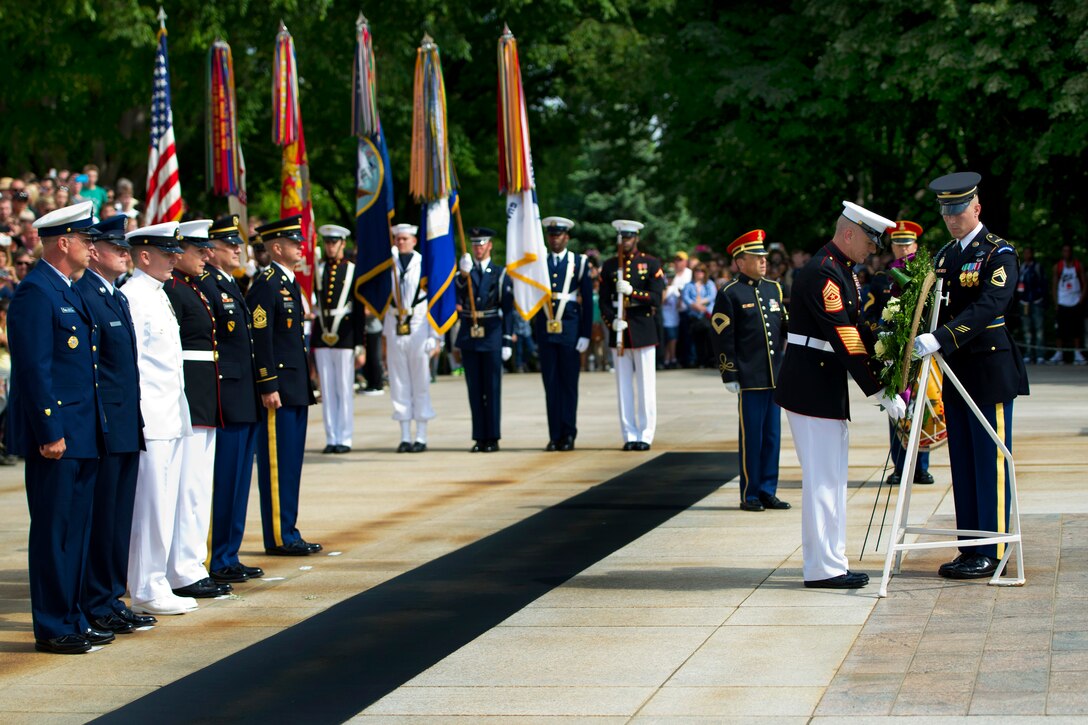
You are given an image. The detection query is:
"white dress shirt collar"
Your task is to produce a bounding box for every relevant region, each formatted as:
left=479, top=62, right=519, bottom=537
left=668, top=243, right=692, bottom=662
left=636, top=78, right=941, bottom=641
left=273, top=260, right=297, bottom=283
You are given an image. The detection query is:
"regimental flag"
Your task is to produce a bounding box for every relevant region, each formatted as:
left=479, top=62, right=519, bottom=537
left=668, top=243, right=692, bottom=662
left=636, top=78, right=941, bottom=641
left=272, top=23, right=316, bottom=299
left=410, top=35, right=457, bottom=334
left=351, top=15, right=395, bottom=318
left=145, top=8, right=183, bottom=226
left=498, top=26, right=550, bottom=320
left=206, top=39, right=248, bottom=242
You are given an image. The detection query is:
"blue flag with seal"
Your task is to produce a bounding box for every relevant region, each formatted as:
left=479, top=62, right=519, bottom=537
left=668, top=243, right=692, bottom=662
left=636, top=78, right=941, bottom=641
left=419, top=189, right=458, bottom=334
left=351, top=15, right=395, bottom=317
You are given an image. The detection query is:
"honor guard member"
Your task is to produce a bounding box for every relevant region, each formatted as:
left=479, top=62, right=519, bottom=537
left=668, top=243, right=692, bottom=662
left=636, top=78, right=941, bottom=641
left=386, top=223, right=439, bottom=452
left=863, top=220, right=934, bottom=487
left=75, top=214, right=156, bottom=635
left=313, top=224, right=364, bottom=453
left=775, top=202, right=906, bottom=589
left=123, top=221, right=200, bottom=616
left=711, top=229, right=790, bottom=512
left=162, top=220, right=230, bottom=598
left=198, top=215, right=265, bottom=583
left=599, top=219, right=666, bottom=450
left=455, top=227, right=514, bottom=452
left=535, top=216, right=593, bottom=451
left=913, top=172, right=1029, bottom=579
left=9, top=201, right=109, bottom=653
left=246, top=215, right=322, bottom=556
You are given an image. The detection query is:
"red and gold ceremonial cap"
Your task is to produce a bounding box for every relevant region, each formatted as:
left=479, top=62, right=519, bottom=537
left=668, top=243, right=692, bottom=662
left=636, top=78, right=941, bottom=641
left=890, top=220, right=923, bottom=245
left=727, top=229, right=769, bottom=257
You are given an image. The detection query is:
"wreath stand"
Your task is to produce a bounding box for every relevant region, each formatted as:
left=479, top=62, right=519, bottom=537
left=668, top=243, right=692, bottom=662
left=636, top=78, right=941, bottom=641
left=877, top=276, right=1025, bottom=597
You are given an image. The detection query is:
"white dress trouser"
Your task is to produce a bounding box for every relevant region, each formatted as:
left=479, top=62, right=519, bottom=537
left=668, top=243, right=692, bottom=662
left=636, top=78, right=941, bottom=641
left=786, top=411, right=851, bottom=581
left=129, top=437, right=186, bottom=604
left=612, top=346, right=657, bottom=443
left=168, top=428, right=216, bottom=588
left=387, top=332, right=435, bottom=422
left=315, top=347, right=356, bottom=446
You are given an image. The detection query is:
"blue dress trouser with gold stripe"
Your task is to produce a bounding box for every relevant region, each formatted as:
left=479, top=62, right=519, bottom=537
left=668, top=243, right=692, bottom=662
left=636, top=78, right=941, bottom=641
left=209, top=421, right=259, bottom=570
left=737, top=389, right=781, bottom=504
left=256, top=406, right=307, bottom=549
left=944, top=389, right=1013, bottom=559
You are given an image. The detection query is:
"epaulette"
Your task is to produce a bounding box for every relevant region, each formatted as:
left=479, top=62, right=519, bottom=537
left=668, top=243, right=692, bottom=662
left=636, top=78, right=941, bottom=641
left=199, top=272, right=210, bottom=280
left=263, top=267, right=276, bottom=279
left=985, top=233, right=1016, bottom=257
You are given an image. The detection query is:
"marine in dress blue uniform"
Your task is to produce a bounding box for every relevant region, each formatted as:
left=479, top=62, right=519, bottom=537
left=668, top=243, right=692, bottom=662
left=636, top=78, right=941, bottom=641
left=534, top=217, right=593, bottom=451
left=197, top=215, right=265, bottom=582
left=913, top=172, right=1030, bottom=579
left=246, top=215, right=322, bottom=556
left=9, top=201, right=109, bottom=653
left=454, top=227, right=514, bottom=452
left=711, top=230, right=789, bottom=511
left=74, top=214, right=156, bottom=635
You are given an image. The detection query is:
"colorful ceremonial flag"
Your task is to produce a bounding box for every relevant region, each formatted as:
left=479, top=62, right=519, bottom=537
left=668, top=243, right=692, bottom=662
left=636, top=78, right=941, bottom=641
left=272, top=23, right=316, bottom=298
left=410, top=35, right=458, bottom=334
left=206, top=39, right=248, bottom=243
left=145, top=7, right=183, bottom=226
left=498, top=25, right=550, bottom=320
left=351, top=14, right=396, bottom=318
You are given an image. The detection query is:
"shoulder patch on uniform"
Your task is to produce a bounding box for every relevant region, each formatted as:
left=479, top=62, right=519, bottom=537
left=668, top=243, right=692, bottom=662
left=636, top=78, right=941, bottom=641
left=253, top=305, right=268, bottom=329
left=985, top=233, right=1006, bottom=246
left=711, top=313, right=731, bottom=333
left=991, top=266, right=1008, bottom=287
left=822, top=279, right=844, bottom=313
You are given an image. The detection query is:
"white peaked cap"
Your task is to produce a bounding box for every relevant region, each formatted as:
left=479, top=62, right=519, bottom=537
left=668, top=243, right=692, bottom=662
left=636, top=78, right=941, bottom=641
left=178, top=219, right=213, bottom=239
left=318, top=224, right=351, bottom=239
left=611, top=219, right=644, bottom=234
left=841, top=201, right=895, bottom=236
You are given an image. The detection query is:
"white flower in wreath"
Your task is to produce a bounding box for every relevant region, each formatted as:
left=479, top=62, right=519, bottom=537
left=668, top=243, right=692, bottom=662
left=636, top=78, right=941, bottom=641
left=881, top=296, right=902, bottom=322
left=874, top=332, right=892, bottom=359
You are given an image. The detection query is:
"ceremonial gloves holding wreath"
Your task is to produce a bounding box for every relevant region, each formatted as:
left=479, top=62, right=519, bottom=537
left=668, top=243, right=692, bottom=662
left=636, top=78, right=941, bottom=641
left=912, top=332, right=940, bottom=359
left=870, top=387, right=907, bottom=420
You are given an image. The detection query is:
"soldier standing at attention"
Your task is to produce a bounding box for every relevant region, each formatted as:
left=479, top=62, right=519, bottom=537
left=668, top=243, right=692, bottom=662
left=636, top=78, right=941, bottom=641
left=912, top=172, right=1029, bottom=579
left=535, top=216, right=593, bottom=452
left=711, top=229, right=790, bottom=512
left=313, top=224, right=365, bottom=453
left=454, top=227, right=514, bottom=452
left=599, top=219, right=666, bottom=451
left=246, top=215, right=322, bottom=556
left=775, top=202, right=906, bottom=589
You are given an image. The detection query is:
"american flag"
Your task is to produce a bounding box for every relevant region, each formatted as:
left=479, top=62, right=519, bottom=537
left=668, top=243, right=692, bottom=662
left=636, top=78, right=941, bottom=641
left=145, top=21, right=182, bottom=225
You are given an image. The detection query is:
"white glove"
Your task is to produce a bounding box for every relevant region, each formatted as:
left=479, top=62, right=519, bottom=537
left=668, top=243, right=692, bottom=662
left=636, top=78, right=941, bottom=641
left=501, top=346, right=512, bottom=362
left=870, top=388, right=906, bottom=420
left=423, top=337, right=438, bottom=354
left=616, top=279, right=634, bottom=296
left=912, top=332, right=940, bottom=359
left=611, top=318, right=628, bottom=333
left=725, top=381, right=740, bottom=394
left=459, top=253, right=473, bottom=274
left=575, top=337, right=590, bottom=354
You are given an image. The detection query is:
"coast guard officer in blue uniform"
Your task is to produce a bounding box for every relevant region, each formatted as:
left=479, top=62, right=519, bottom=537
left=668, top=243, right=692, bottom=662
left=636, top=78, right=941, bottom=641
left=198, top=215, right=265, bottom=582
left=9, top=201, right=111, bottom=654
left=534, top=216, right=593, bottom=451
left=246, top=215, right=322, bottom=556
left=712, top=229, right=789, bottom=512
left=913, top=172, right=1029, bottom=580
left=455, top=227, right=514, bottom=452
left=75, top=213, right=156, bottom=635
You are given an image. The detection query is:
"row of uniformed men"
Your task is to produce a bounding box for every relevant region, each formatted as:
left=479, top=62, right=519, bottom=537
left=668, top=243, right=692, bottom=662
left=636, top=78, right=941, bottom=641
left=9, top=201, right=324, bottom=655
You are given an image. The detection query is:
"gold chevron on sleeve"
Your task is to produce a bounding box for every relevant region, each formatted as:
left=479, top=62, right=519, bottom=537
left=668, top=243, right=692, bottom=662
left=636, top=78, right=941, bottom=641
left=835, top=326, right=866, bottom=355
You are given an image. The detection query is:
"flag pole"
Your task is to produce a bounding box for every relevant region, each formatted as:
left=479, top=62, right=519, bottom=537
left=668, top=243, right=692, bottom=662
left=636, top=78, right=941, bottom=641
left=452, top=201, right=479, bottom=326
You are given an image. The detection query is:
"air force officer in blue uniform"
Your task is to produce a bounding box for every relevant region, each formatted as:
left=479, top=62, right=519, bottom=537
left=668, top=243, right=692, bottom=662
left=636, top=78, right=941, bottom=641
left=9, top=201, right=110, bottom=654
left=455, top=227, right=514, bottom=452
left=535, top=217, right=592, bottom=451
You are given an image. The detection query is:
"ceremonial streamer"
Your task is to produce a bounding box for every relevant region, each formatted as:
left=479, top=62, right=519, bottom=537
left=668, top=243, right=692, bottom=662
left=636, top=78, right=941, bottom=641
left=497, top=25, right=533, bottom=194
left=410, top=36, right=455, bottom=203
left=352, top=14, right=381, bottom=138
left=272, top=26, right=300, bottom=146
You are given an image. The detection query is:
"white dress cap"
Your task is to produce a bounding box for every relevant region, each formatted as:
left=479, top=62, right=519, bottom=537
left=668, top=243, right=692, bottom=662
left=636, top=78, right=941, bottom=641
left=542, top=216, right=575, bottom=230
left=33, top=200, right=95, bottom=236
left=390, top=223, right=419, bottom=237
left=126, top=221, right=181, bottom=241
left=318, top=224, right=352, bottom=239
left=611, top=219, right=644, bottom=234
left=178, top=219, right=213, bottom=239
left=841, top=201, right=895, bottom=237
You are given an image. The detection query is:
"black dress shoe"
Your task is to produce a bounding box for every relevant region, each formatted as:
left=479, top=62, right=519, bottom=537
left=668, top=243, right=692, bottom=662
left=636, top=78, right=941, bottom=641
left=84, top=627, right=116, bottom=645
left=210, top=565, right=250, bottom=583
left=173, top=577, right=231, bottom=598
left=740, top=500, right=765, bottom=512
left=265, top=540, right=315, bottom=556
left=886, top=471, right=902, bottom=486
left=482, top=440, right=499, bottom=452
left=622, top=442, right=635, bottom=451
left=545, top=441, right=557, bottom=451
left=558, top=437, right=575, bottom=452
left=334, top=445, right=352, bottom=454
left=92, top=613, right=135, bottom=634
left=35, top=634, right=91, bottom=654
left=322, top=444, right=337, bottom=454
left=471, top=441, right=482, bottom=452
left=116, top=607, right=157, bottom=627
left=914, top=470, right=935, bottom=485
left=804, top=571, right=870, bottom=588
left=298, top=539, right=323, bottom=553
left=760, top=494, right=791, bottom=510
left=634, top=442, right=651, bottom=451
left=410, top=441, right=427, bottom=453
left=239, top=563, right=265, bottom=578
left=397, top=441, right=412, bottom=453
left=939, top=553, right=998, bottom=579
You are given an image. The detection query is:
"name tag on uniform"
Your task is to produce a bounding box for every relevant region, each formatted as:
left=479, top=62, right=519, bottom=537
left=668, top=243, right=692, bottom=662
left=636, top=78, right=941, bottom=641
left=109, top=320, right=123, bottom=327
left=61, top=306, right=76, bottom=313
left=742, top=303, right=755, bottom=309
left=546, top=319, right=563, bottom=334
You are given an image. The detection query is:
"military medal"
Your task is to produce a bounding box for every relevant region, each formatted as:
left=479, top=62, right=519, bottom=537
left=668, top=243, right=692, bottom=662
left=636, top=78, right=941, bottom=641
left=67, top=336, right=78, bottom=349
left=470, top=324, right=485, bottom=338
left=546, top=319, right=563, bottom=334
left=322, top=332, right=340, bottom=345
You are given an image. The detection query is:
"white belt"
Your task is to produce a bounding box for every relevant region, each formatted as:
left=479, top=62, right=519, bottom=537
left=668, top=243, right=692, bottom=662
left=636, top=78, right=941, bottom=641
left=552, top=292, right=577, bottom=302
left=182, top=350, right=218, bottom=362
left=787, top=333, right=833, bottom=353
